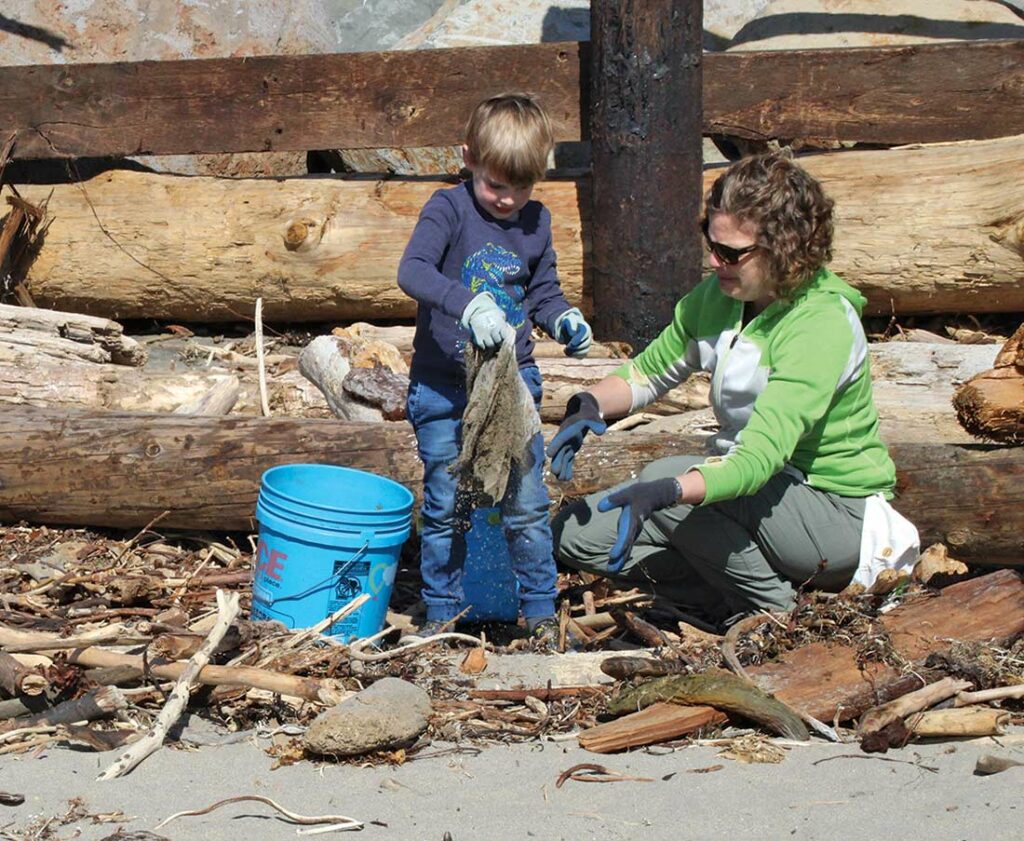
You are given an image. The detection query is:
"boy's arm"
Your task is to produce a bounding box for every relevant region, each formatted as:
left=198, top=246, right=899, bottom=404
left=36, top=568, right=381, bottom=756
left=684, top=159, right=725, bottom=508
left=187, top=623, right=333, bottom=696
left=397, top=193, right=476, bottom=318
left=524, top=212, right=575, bottom=336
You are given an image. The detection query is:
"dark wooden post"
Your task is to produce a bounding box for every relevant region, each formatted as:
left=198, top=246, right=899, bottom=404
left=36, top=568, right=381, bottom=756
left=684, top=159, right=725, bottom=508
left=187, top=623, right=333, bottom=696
left=589, top=0, right=704, bottom=348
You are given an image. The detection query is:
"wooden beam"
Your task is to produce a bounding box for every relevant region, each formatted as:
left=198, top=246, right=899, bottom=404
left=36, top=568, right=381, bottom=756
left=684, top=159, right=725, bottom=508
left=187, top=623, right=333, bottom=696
left=4, top=41, right=1024, bottom=161
left=0, top=43, right=583, bottom=160
left=703, top=40, right=1024, bottom=146
left=589, top=0, right=704, bottom=348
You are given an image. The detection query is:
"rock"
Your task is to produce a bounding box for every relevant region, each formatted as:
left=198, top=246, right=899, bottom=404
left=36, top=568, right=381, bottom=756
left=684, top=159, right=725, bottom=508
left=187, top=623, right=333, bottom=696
left=304, top=677, right=432, bottom=757
left=727, top=0, right=1024, bottom=52
left=912, top=543, right=970, bottom=587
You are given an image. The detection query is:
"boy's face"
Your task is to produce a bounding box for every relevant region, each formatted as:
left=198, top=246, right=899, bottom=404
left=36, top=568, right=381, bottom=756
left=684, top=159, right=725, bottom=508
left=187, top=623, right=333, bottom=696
left=463, top=146, right=534, bottom=221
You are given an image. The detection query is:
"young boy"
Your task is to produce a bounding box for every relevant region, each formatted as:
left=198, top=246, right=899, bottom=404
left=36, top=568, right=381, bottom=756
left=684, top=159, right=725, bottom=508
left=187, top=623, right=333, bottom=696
left=398, top=92, right=592, bottom=645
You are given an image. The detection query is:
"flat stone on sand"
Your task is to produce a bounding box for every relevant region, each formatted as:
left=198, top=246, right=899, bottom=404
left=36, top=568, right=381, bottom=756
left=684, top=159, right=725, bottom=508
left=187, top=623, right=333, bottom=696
left=304, top=677, right=432, bottom=757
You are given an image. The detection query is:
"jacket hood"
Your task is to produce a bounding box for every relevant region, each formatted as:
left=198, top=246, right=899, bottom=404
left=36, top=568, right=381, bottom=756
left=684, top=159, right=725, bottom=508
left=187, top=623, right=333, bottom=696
left=795, top=268, right=866, bottom=316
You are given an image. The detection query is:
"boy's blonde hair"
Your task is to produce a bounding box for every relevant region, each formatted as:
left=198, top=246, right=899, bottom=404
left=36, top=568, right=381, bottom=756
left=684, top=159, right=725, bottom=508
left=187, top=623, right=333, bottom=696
left=464, top=93, right=554, bottom=187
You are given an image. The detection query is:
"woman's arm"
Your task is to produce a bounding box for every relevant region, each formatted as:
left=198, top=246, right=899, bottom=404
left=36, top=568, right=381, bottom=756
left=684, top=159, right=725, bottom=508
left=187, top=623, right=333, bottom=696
left=586, top=375, right=634, bottom=420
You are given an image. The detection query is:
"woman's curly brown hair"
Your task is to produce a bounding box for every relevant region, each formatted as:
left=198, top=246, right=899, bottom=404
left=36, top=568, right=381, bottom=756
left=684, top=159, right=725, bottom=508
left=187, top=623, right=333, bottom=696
left=702, top=151, right=835, bottom=298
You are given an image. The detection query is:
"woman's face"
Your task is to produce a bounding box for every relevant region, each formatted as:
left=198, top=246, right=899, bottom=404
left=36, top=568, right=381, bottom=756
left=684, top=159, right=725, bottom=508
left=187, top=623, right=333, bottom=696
left=706, top=212, right=775, bottom=310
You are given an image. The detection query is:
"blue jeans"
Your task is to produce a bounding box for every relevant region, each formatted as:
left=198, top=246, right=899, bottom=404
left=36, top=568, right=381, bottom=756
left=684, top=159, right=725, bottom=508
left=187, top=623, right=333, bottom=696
left=406, top=366, right=557, bottom=622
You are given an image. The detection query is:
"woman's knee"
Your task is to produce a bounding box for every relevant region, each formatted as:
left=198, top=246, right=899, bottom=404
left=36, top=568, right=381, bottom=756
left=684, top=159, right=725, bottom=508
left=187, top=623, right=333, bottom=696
left=638, top=455, right=705, bottom=483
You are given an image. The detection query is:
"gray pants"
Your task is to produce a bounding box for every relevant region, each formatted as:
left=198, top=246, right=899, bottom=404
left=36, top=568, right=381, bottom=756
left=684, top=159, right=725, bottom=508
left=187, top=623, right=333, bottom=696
left=552, top=456, right=865, bottom=623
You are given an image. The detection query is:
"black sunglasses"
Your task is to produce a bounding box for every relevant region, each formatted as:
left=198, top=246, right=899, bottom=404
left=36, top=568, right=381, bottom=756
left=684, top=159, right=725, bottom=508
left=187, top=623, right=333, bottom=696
left=701, top=218, right=760, bottom=266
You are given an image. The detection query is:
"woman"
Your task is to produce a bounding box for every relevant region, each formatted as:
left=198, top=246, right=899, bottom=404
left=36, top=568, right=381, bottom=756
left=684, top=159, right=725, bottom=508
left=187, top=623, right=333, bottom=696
left=547, top=152, right=918, bottom=630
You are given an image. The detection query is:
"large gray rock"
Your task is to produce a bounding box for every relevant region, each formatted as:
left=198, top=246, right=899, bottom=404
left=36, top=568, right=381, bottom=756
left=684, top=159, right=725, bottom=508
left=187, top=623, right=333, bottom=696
left=304, top=677, right=432, bottom=757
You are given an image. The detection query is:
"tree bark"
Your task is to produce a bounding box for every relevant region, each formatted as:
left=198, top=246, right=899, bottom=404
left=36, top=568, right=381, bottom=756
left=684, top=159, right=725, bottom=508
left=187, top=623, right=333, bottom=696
left=589, top=0, right=704, bottom=347
left=0, top=406, right=1020, bottom=561
left=578, top=702, right=727, bottom=754
left=18, top=134, right=1024, bottom=321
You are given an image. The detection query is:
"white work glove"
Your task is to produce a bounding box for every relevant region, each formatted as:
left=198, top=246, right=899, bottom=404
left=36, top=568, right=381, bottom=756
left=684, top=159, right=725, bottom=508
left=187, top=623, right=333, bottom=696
left=460, top=292, right=509, bottom=351
left=554, top=307, right=593, bottom=358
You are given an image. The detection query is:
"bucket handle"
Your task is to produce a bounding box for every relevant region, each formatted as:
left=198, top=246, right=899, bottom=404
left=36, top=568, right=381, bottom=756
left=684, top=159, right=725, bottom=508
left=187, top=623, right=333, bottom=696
left=259, top=541, right=370, bottom=608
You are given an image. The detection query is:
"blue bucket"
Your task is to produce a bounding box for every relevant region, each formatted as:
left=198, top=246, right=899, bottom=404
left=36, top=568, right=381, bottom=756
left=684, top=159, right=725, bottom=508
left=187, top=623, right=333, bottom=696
left=460, top=507, right=519, bottom=622
left=252, top=464, right=414, bottom=641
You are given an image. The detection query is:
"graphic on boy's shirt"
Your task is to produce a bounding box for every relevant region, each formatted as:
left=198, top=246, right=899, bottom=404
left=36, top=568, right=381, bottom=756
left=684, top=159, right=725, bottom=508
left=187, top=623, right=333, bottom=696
left=462, top=243, right=526, bottom=329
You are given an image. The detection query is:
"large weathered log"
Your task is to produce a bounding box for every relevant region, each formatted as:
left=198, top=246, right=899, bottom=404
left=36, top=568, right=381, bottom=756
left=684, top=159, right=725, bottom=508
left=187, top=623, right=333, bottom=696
left=0, top=407, right=698, bottom=531
left=953, top=324, right=1024, bottom=444
left=4, top=40, right=1023, bottom=160
left=18, top=134, right=1024, bottom=320
left=19, top=175, right=586, bottom=322
left=334, top=323, right=631, bottom=359
left=0, top=407, right=1020, bottom=561
left=0, top=337, right=990, bottom=433
left=0, top=341, right=704, bottom=422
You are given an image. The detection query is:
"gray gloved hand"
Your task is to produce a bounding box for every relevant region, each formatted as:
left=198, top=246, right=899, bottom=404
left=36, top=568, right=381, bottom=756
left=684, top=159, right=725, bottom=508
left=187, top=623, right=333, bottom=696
left=554, top=307, right=593, bottom=358
left=597, top=477, right=682, bottom=572
left=460, top=292, right=509, bottom=351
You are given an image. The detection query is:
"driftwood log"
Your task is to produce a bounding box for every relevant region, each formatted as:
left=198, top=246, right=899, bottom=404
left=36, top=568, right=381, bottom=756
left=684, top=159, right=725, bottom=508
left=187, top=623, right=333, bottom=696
left=0, top=406, right=1021, bottom=562
left=0, top=344, right=329, bottom=416
left=0, top=303, right=146, bottom=366
left=0, top=652, right=48, bottom=697
left=0, top=342, right=708, bottom=422
left=0, top=336, right=993, bottom=428
left=953, top=324, right=1024, bottom=444
left=17, top=134, right=1024, bottom=321
left=334, top=323, right=631, bottom=359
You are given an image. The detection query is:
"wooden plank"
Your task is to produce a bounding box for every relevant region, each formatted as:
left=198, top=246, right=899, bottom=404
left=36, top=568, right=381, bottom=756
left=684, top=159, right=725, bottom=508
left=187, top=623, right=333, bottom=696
left=578, top=702, right=727, bottom=753
left=0, top=43, right=584, bottom=160
left=703, top=40, right=1024, bottom=145
left=589, top=0, right=704, bottom=348
left=4, top=40, right=1024, bottom=160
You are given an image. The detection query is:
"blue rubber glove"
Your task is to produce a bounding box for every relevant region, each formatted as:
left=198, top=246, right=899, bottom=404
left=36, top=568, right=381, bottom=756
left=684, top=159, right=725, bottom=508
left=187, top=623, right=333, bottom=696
left=545, top=392, right=606, bottom=481
left=596, top=477, right=682, bottom=572
left=460, top=292, right=508, bottom=351
left=554, top=307, right=593, bottom=358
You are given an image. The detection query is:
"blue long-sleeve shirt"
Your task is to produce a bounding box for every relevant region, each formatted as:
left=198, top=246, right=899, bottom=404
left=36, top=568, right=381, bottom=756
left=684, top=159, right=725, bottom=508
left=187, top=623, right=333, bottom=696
left=398, top=180, right=572, bottom=384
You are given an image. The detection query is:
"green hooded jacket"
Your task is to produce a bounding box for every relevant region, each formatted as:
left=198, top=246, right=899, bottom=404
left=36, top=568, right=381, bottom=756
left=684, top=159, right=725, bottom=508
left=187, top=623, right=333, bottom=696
left=614, top=268, right=896, bottom=505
